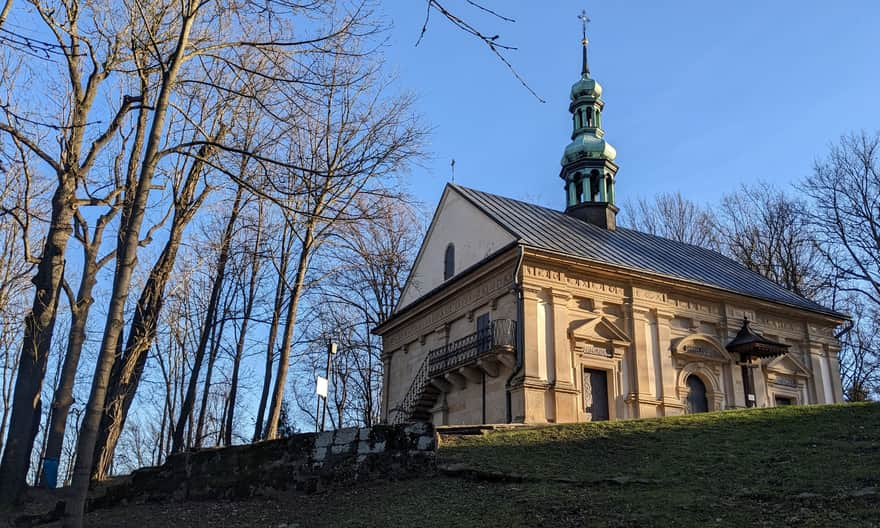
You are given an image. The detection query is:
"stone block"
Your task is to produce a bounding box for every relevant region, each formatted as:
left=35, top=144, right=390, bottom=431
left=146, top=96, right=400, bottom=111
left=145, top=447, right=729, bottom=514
left=315, top=431, right=334, bottom=448
left=357, top=440, right=386, bottom=454
left=333, top=427, right=358, bottom=446
left=331, top=443, right=349, bottom=455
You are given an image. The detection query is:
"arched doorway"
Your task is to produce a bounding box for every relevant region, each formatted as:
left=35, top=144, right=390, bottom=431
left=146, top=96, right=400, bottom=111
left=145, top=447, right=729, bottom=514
left=686, top=375, right=709, bottom=414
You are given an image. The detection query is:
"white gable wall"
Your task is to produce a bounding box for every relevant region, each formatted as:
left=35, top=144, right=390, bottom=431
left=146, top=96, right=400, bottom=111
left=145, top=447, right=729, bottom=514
left=398, top=187, right=516, bottom=310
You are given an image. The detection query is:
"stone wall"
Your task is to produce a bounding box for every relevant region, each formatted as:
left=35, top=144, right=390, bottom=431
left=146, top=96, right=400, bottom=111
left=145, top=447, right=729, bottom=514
left=91, top=423, right=435, bottom=509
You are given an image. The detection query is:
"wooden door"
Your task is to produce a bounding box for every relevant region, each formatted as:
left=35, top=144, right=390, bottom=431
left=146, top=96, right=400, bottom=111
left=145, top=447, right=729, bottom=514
left=583, top=368, right=609, bottom=421
left=686, top=375, right=709, bottom=413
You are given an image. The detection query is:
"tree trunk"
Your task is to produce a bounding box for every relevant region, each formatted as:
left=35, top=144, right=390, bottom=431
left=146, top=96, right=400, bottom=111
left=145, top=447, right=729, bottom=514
left=91, top=138, right=219, bottom=480
left=251, top=226, right=290, bottom=441
left=39, top=244, right=100, bottom=488
left=194, top=302, right=228, bottom=448
left=264, top=225, right=314, bottom=440
left=0, top=179, right=74, bottom=507
left=225, top=212, right=262, bottom=446
left=170, top=187, right=242, bottom=454
left=64, top=10, right=198, bottom=525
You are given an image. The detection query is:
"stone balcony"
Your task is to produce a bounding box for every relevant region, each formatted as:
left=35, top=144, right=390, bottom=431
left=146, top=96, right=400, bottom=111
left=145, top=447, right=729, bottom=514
left=427, top=319, right=517, bottom=389
left=389, top=319, right=517, bottom=424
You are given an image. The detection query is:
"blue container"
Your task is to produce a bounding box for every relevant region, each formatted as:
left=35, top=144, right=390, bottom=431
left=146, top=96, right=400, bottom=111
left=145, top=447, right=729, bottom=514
left=42, top=458, right=59, bottom=489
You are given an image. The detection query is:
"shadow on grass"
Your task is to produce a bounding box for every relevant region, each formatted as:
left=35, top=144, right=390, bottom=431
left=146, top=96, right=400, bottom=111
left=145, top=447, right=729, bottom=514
left=84, top=404, right=880, bottom=528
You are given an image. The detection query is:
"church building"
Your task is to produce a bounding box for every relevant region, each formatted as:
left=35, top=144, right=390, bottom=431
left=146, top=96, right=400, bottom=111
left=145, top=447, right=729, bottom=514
left=374, top=18, right=845, bottom=426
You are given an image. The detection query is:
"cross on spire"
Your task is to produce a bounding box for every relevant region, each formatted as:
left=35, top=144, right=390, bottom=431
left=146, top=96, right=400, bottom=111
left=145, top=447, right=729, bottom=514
left=579, top=9, right=590, bottom=44
left=578, top=9, right=590, bottom=76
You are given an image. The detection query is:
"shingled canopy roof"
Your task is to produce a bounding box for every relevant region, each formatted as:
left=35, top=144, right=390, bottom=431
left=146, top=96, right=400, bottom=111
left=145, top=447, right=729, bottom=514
left=450, top=184, right=843, bottom=319
left=725, top=318, right=791, bottom=358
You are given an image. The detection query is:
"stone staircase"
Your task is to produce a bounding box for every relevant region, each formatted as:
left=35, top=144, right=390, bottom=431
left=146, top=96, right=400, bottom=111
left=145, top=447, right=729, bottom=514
left=390, top=320, right=517, bottom=424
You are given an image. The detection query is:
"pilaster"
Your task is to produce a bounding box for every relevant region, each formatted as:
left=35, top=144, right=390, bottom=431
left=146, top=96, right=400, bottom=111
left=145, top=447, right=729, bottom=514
left=827, top=347, right=844, bottom=403
left=521, top=285, right=544, bottom=383
left=629, top=304, right=658, bottom=418
left=656, top=310, right=684, bottom=415
left=806, top=343, right=826, bottom=404
left=381, top=356, right=392, bottom=420
left=520, top=285, right=550, bottom=422
left=550, top=289, right=578, bottom=423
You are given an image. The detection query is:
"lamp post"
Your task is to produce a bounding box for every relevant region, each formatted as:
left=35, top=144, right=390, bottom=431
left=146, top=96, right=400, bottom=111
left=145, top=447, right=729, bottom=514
left=318, top=340, right=338, bottom=432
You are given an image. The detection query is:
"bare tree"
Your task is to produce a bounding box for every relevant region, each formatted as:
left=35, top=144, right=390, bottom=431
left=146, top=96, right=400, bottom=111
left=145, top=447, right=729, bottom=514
left=620, top=192, right=718, bottom=249
left=837, top=296, right=880, bottom=401
left=300, top=198, right=422, bottom=427
left=90, top=122, right=227, bottom=480
left=718, top=183, right=831, bottom=301
left=169, top=186, right=243, bottom=453
left=222, top=200, right=265, bottom=446
left=0, top=0, right=137, bottom=504
left=64, top=0, right=369, bottom=521
left=261, top=35, right=425, bottom=440
left=802, top=131, right=880, bottom=401
left=804, top=131, right=880, bottom=307
left=191, top=195, right=243, bottom=449
left=39, top=132, right=133, bottom=487
left=0, top=153, right=37, bottom=456
left=252, top=218, right=292, bottom=441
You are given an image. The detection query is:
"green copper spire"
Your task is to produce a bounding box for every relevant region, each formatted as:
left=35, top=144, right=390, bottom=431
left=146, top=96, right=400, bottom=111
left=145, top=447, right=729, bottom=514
left=560, top=10, right=620, bottom=230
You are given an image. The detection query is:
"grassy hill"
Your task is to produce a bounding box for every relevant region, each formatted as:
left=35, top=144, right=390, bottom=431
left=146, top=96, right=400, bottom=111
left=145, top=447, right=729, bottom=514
left=82, top=403, right=878, bottom=527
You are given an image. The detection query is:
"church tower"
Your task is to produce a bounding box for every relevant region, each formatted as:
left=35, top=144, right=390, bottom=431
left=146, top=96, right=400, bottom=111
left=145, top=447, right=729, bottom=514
left=561, top=11, right=619, bottom=230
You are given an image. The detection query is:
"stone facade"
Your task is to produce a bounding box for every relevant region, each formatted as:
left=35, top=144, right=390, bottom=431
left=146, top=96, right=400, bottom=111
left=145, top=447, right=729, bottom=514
left=378, top=250, right=844, bottom=426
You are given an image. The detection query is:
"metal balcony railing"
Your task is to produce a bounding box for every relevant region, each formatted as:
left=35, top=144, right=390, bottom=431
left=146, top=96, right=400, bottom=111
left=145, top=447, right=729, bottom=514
left=427, top=319, right=516, bottom=377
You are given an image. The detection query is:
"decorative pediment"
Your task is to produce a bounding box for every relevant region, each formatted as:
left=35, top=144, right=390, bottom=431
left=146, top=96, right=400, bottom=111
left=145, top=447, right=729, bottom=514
left=673, top=334, right=732, bottom=363
left=765, top=353, right=810, bottom=378
left=568, top=314, right=631, bottom=345
left=569, top=314, right=630, bottom=360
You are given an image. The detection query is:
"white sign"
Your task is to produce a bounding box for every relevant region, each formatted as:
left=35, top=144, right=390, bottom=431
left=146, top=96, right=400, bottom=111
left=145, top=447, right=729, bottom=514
left=316, top=376, right=328, bottom=398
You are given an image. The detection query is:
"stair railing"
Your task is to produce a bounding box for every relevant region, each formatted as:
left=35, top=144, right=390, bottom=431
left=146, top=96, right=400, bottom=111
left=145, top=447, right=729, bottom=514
left=390, top=355, right=429, bottom=424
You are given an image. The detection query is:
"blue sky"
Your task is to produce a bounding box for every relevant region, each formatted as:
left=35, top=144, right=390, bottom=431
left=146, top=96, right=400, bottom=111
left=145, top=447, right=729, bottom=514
left=382, top=1, right=880, bottom=211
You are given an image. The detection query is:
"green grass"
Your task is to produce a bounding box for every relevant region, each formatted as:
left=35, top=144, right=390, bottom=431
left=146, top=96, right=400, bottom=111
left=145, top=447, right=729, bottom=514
left=84, top=403, right=880, bottom=528
left=435, top=403, right=880, bottom=527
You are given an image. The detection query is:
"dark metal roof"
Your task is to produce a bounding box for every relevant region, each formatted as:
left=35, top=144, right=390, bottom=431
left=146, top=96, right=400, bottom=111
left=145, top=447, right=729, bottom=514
left=726, top=318, right=791, bottom=358
left=451, top=184, right=843, bottom=319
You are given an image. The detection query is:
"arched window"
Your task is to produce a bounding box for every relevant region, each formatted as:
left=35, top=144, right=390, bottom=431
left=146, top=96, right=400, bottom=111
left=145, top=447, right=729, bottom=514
left=686, top=375, right=709, bottom=413
left=444, top=243, right=455, bottom=280
left=585, top=106, right=593, bottom=127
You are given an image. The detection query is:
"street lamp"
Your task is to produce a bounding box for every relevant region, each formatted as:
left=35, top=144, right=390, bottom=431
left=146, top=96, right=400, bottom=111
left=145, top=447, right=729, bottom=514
left=316, top=340, right=338, bottom=432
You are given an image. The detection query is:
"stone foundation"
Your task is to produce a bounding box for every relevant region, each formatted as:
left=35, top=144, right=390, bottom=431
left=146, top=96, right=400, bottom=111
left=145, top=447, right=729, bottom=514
left=90, top=423, right=435, bottom=509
